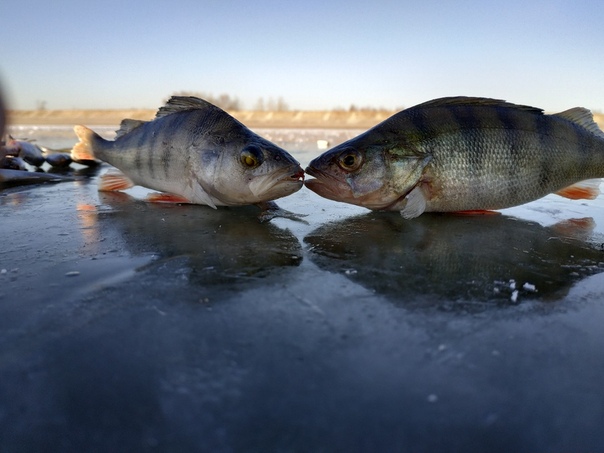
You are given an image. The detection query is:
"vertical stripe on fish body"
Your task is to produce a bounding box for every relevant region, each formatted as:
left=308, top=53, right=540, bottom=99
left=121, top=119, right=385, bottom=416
left=100, top=112, right=209, bottom=195
left=305, top=97, right=604, bottom=217
left=392, top=99, right=604, bottom=212
left=73, top=97, right=304, bottom=207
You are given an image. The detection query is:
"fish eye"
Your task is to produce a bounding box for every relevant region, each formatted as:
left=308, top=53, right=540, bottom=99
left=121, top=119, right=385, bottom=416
left=240, top=145, right=263, bottom=168
left=338, top=149, right=362, bottom=171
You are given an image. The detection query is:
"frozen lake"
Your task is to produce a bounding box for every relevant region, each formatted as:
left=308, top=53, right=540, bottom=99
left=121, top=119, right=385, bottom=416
left=2, top=125, right=604, bottom=451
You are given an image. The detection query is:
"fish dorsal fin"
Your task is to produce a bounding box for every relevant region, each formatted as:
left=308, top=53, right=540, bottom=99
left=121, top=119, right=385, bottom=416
left=413, top=96, right=544, bottom=114
left=115, top=119, right=147, bottom=139
left=554, top=107, right=604, bottom=138
left=156, top=96, right=223, bottom=119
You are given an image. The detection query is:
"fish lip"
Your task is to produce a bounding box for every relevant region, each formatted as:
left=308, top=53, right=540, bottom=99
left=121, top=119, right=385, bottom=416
left=304, top=165, right=331, bottom=183
left=304, top=165, right=345, bottom=188
left=289, top=167, right=305, bottom=183
left=248, top=164, right=304, bottom=199
left=276, top=165, right=305, bottom=184
left=303, top=165, right=352, bottom=202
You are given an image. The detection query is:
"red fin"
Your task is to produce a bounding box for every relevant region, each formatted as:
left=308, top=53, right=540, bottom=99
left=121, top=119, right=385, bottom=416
left=146, top=192, right=192, bottom=204
left=98, top=172, right=135, bottom=191
left=555, top=179, right=600, bottom=200
left=452, top=210, right=500, bottom=216
left=551, top=217, right=595, bottom=237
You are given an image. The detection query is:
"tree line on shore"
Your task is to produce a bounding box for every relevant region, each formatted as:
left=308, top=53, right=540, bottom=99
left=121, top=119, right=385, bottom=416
left=29, top=92, right=398, bottom=113
left=166, top=91, right=396, bottom=113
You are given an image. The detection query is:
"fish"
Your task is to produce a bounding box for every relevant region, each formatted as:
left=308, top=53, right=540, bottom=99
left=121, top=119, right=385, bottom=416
left=44, top=152, right=72, bottom=168
left=1, top=141, right=20, bottom=160
left=7, top=136, right=46, bottom=167
left=0, top=168, right=76, bottom=186
left=0, top=155, right=28, bottom=171
left=305, top=97, right=604, bottom=218
left=71, top=96, right=305, bottom=213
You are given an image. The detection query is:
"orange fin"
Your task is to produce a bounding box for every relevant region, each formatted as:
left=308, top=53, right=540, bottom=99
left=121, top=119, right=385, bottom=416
left=452, top=210, right=500, bottom=216
left=556, top=179, right=601, bottom=200
left=98, top=172, right=135, bottom=191
left=551, top=217, right=595, bottom=237
left=146, top=192, right=192, bottom=204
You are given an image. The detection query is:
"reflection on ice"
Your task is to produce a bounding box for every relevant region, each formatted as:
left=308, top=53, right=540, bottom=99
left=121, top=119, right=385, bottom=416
left=305, top=212, right=604, bottom=307
left=96, top=192, right=303, bottom=289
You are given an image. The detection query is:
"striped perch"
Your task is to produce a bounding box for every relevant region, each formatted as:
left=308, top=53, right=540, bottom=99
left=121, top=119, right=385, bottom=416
left=305, top=97, right=604, bottom=218
left=72, top=96, right=304, bottom=209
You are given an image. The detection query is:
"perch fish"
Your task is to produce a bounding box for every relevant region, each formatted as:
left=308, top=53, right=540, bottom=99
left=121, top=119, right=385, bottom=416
left=72, top=96, right=304, bottom=211
left=305, top=97, right=604, bottom=218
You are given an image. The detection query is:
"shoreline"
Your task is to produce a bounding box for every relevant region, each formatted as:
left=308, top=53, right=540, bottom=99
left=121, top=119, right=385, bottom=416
left=6, top=109, right=394, bottom=129
left=7, top=109, right=604, bottom=131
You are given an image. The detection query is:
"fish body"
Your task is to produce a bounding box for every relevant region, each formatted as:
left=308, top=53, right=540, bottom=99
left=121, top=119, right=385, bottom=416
left=72, top=96, right=304, bottom=208
left=7, top=137, right=46, bottom=167
left=1, top=142, right=20, bottom=159
left=44, top=152, right=72, bottom=168
left=0, top=155, right=28, bottom=171
left=305, top=97, right=604, bottom=218
left=0, top=168, right=75, bottom=186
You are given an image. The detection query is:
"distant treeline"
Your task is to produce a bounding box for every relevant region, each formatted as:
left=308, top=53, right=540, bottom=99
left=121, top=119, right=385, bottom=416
left=167, top=91, right=287, bottom=111
left=166, top=91, right=396, bottom=112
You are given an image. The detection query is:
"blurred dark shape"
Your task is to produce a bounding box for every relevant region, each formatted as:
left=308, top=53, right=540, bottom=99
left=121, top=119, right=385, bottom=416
left=0, top=88, right=5, bottom=138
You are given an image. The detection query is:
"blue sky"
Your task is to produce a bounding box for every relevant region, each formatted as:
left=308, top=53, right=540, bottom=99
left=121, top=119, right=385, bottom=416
left=2, top=0, right=604, bottom=112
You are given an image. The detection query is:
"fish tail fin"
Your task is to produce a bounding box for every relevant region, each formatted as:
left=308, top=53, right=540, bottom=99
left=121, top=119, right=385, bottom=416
left=555, top=178, right=601, bottom=200
left=72, top=125, right=104, bottom=161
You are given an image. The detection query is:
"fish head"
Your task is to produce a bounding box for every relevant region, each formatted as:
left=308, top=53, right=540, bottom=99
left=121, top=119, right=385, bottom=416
left=305, top=138, right=431, bottom=210
left=200, top=137, right=304, bottom=205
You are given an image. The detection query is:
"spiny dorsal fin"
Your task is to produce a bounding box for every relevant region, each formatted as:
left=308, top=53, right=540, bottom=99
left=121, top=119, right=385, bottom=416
left=413, top=96, right=544, bottom=114
left=156, top=96, right=223, bottom=119
left=115, top=119, right=147, bottom=139
left=554, top=107, right=604, bottom=139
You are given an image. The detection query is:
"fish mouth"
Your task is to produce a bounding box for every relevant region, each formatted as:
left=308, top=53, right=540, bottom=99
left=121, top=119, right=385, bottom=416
left=248, top=164, right=305, bottom=200
left=305, top=165, right=401, bottom=210
left=304, top=166, right=352, bottom=201
left=288, top=168, right=305, bottom=184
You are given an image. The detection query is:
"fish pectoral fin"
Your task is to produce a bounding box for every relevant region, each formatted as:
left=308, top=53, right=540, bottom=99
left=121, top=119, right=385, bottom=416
left=555, top=179, right=601, bottom=200
left=98, top=172, right=135, bottom=192
left=190, top=182, right=218, bottom=209
left=146, top=192, right=192, bottom=204
left=399, top=186, right=428, bottom=219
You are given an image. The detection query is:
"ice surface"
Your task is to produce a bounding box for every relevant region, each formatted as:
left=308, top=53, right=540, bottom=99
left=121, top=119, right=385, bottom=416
left=2, top=126, right=604, bottom=451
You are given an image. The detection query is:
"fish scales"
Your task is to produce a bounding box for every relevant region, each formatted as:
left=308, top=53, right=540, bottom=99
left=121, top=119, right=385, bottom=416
left=417, top=106, right=601, bottom=211
left=107, top=114, right=192, bottom=192
left=305, top=97, right=604, bottom=217
left=100, top=110, right=229, bottom=196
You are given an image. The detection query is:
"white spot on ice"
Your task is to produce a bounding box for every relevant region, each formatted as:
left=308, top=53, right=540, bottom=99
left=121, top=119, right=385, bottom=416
left=523, top=282, right=537, bottom=292
left=510, top=289, right=519, bottom=303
